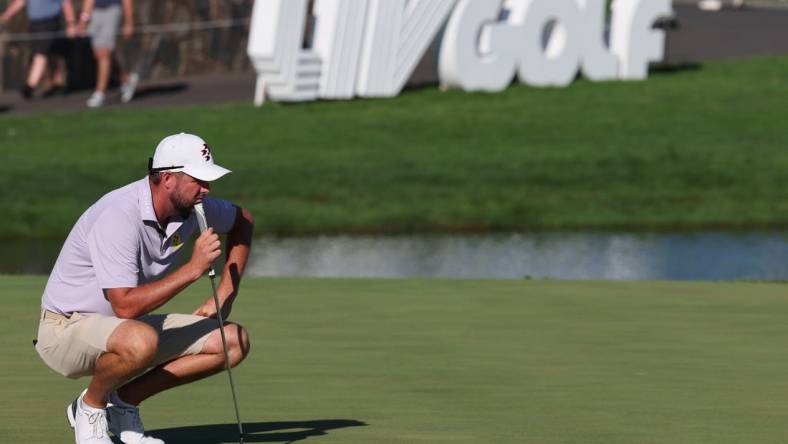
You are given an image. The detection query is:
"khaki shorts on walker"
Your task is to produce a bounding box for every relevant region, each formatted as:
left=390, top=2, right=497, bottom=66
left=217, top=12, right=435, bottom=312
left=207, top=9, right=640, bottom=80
left=35, top=309, right=219, bottom=379
left=88, top=4, right=122, bottom=50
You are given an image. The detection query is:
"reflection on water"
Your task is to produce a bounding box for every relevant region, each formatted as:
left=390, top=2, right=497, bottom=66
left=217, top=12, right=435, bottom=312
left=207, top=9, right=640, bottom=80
left=5, top=231, right=788, bottom=280
left=249, top=231, right=788, bottom=281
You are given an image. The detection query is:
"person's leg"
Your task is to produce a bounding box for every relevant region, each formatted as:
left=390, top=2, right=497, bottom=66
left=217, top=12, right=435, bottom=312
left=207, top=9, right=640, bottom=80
left=51, top=56, right=66, bottom=87
left=26, top=54, right=48, bottom=89
left=24, top=17, right=61, bottom=97
left=82, top=319, right=159, bottom=408
left=87, top=5, right=124, bottom=107
left=117, top=322, right=250, bottom=406
left=93, top=48, right=112, bottom=95
left=36, top=311, right=160, bottom=443
left=41, top=59, right=68, bottom=97
left=86, top=48, right=111, bottom=107
left=114, top=50, right=140, bottom=103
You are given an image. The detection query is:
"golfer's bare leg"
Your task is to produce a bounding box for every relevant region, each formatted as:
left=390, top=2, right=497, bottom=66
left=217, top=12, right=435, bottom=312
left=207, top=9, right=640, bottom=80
left=116, top=323, right=250, bottom=406
left=82, top=320, right=158, bottom=408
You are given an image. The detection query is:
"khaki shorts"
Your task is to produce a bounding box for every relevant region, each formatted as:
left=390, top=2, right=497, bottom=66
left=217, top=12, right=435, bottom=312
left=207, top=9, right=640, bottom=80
left=35, top=309, right=218, bottom=379
left=88, top=4, right=122, bottom=50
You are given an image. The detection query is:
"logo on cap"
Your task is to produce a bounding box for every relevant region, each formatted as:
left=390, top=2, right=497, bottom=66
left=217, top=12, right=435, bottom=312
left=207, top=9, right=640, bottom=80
left=202, top=144, right=212, bottom=162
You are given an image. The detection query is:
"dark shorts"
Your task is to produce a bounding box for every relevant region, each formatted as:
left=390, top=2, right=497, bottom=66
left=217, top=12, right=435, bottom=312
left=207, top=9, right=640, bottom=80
left=29, top=15, right=63, bottom=56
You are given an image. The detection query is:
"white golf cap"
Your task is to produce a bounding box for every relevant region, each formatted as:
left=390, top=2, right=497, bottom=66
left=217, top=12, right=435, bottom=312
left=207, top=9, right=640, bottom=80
left=149, top=133, right=231, bottom=181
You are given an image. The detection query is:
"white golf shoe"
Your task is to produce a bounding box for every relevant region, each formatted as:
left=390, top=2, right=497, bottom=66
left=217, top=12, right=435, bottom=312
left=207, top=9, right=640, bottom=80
left=120, top=73, right=139, bottom=104
left=86, top=91, right=105, bottom=108
left=106, top=391, right=164, bottom=444
left=66, top=389, right=113, bottom=444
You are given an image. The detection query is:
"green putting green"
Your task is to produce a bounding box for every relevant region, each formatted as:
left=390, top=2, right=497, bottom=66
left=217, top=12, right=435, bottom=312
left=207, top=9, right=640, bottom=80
left=4, top=275, right=788, bottom=443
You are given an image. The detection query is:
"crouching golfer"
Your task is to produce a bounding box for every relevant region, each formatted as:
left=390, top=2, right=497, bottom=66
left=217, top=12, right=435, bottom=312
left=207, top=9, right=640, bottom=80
left=35, top=133, right=254, bottom=444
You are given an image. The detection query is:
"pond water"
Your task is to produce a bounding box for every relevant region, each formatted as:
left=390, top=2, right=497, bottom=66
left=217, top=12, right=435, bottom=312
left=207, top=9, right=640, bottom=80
left=6, top=231, right=788, bottom=281
left=248, top=231, right=788, bottom=281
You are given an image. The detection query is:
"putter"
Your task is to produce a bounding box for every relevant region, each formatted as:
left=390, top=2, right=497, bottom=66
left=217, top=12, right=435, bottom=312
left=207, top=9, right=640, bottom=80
left=194, top=202, right=245, bottom=444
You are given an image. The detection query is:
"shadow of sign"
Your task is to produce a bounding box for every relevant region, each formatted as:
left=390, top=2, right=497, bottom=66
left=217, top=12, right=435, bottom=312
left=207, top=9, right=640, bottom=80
left=141, top=419, right=367, bottom=443
left=650, top=62, right=702, bottom=75
left=132, top=83, right=190, bottom=101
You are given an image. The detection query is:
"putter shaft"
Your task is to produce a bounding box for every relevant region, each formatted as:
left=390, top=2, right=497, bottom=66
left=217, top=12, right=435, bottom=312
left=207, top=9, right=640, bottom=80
left=209, top=269, right=245, bottom=443
left=194, top=203, right=244, bottom=443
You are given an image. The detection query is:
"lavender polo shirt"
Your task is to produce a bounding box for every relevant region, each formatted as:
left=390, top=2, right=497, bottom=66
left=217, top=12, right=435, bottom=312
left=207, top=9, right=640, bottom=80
left=41, top=177, right=237, bottom=316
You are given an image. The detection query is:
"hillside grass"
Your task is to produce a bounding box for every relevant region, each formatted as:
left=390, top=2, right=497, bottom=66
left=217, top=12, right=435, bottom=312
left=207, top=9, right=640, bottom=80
left=2, top=56, right=788, bottom=238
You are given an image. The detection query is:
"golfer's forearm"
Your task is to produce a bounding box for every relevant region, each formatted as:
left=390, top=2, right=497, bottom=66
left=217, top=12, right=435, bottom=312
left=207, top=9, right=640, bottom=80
left=218, top=244, right=250, bottom=302
left=109, top=263, right=202, bottom=318
left=218, top=207, right=254, bottom=301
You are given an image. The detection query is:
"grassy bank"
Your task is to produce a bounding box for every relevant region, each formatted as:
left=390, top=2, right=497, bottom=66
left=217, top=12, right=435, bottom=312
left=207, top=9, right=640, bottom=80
left=3, top=56, right=788, bottom=238
left=4, top=276, right=788, bottom=443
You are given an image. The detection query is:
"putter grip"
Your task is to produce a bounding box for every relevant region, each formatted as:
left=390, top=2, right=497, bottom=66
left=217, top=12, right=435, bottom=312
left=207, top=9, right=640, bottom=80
left=194, top=202, right=209, bottom=233
left=193, top=203, right=216, bottom=277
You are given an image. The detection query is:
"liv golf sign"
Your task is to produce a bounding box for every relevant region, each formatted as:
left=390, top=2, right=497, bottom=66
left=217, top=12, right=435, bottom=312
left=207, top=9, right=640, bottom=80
left=247, top=0, right=673, bottom=105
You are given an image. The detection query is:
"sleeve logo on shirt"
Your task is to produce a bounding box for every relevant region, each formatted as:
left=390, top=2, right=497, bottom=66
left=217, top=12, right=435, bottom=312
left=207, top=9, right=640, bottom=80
left=171, top=233, right=183, bottom=250
left=202, top=144, right=212, bottom=162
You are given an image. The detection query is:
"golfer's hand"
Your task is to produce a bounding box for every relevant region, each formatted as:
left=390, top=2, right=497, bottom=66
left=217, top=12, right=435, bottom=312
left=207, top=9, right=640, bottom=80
left=122, top=22, right=133, bottom=39
left=191, top=228, right=221, bottom=276
left=193, top=297, right=233, bottom=319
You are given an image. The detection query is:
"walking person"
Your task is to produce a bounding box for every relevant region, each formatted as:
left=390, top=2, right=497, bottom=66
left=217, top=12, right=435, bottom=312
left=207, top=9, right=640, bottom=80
left=78, top=0, right=137, bottom=107
left=36, top=133, right=254, bottom=444
left=0, top=0, right=77, bottom=98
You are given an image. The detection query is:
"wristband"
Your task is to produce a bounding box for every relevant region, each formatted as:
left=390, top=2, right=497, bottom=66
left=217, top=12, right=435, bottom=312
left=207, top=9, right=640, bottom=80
left=79, top=11, right=90, bottom=22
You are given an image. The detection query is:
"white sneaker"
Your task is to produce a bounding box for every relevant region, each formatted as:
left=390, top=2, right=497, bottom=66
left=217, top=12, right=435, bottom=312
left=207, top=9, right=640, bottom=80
left=66, top=389, right=113, bottom=444
left=121, top=73, right=139, bottom=103
left=86, top=91, right=105, bottom=108
left=106, top=391, right=164, bottom=444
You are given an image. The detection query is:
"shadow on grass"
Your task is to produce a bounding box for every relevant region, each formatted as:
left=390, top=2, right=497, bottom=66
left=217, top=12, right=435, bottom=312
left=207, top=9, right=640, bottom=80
left=0, top=105, right=11, bottom=113
left=652, top=62, right=703, bottom=75
left=137, top=419, right=366, bottom=443
left=132, top=83, right=189, bottom=100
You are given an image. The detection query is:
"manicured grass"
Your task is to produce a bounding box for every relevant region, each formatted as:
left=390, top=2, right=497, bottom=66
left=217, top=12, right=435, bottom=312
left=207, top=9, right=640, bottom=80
left=4, top=275, right=788, bottom=443
left=3, top=56, right=788, bottom=239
